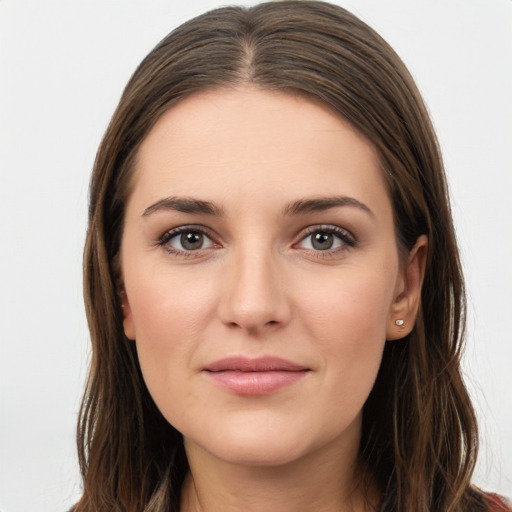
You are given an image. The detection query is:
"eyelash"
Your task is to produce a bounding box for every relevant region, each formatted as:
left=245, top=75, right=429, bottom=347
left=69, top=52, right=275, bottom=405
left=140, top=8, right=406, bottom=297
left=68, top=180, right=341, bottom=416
left=157, top=225, right=218, bottom=258
left=295, top=225, right=356, bottom=258
left=157, top=224, right=356, bottom=258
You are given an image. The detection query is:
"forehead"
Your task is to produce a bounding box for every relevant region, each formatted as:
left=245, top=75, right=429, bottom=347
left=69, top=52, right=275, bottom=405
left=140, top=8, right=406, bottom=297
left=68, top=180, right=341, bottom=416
left=131, top=87, right=389, bottom=215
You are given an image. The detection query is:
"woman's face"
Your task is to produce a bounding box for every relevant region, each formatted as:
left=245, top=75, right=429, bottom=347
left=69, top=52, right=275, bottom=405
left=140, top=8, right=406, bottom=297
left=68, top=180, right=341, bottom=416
left=120, top=88, right=418, bottom=468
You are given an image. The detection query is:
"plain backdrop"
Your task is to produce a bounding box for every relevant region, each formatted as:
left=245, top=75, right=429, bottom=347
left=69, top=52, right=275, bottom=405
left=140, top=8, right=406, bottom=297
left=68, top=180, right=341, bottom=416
left=1, top=1, right=511, bottom=511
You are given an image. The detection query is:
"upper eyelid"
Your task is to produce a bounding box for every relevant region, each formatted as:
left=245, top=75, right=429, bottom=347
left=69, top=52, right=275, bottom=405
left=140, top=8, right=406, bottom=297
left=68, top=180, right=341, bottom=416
left=160, top=224, right=216, bottom=239
left=296, top=224, right=355, bottom=240
left=300, top=224, right=349, bottom=233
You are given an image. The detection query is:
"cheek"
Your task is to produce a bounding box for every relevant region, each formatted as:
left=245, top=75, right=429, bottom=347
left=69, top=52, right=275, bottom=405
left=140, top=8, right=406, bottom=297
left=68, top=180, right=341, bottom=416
left=299, top=267, right=394, bottom=343
left=125, top=268, right=218, bottom=402
left=296, top=267, right=395, bottom=397
left=127, top=265, right=218, bottom=340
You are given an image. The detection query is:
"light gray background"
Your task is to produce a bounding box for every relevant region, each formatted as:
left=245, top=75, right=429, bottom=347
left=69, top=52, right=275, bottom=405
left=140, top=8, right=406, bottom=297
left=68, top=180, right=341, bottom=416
left=1, top=1, right=511, bottom=511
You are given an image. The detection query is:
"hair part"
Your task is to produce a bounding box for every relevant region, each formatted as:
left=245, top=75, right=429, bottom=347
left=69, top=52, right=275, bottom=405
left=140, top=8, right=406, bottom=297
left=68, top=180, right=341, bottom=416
left=75, top=2, right=483, bottom=511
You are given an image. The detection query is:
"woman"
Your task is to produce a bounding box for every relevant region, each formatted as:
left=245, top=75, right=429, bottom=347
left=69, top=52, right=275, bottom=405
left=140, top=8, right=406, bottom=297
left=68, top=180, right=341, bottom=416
left=73, top=2, right=510, bottom=511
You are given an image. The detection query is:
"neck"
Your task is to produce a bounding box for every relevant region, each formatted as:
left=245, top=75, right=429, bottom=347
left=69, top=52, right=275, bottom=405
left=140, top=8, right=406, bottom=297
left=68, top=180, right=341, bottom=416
left=180, top=431, right=377, bottom=512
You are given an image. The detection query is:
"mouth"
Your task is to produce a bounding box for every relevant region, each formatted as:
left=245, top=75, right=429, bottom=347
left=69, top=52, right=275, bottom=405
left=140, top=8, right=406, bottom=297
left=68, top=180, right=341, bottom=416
left=203, top=356, right=311, bottom=395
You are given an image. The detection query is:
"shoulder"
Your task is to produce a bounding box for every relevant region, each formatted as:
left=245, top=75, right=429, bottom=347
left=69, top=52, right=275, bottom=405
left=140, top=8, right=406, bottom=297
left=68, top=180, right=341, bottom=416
left=484, top=493, right=512, bottom=512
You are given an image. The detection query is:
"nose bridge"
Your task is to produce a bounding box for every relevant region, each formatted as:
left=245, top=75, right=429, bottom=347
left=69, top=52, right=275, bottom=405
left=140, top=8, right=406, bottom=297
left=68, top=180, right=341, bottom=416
left=219, top=238, right=290, bottom=332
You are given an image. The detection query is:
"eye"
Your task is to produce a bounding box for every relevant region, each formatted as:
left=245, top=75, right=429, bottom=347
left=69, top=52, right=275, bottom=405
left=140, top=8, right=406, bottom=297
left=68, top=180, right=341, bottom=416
left=296, top=226, right=355, bottom=252
left=159, top=226, right=215, bottom=253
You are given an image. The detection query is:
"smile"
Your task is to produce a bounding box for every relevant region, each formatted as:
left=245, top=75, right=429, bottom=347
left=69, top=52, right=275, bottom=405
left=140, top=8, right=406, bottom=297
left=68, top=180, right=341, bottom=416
left=203, top=356, right=311, bottom=395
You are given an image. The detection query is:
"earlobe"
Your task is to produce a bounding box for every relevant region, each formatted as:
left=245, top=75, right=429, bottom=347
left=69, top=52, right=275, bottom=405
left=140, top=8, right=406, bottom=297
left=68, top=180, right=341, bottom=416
left=120, top=290, right=136, bottom=341
left=387, top=235, right=428, bottom=340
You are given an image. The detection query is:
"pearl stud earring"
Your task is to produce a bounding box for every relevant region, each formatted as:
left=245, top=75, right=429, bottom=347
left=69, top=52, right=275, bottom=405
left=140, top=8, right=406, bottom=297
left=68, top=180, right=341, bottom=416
left=395, top=319, right=405, bottom=328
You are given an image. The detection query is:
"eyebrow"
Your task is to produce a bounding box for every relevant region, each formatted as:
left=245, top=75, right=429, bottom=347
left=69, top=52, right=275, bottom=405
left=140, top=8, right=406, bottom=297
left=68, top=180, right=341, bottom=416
left=142, top=196, right=224, bottom=217
left=282, top=195, right=375, bottom=218
left=142, top=194, right=374, bottom=219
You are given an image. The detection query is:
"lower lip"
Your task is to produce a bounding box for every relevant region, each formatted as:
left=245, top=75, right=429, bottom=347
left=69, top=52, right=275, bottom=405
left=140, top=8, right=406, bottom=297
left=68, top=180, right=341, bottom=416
left=204, top=370, right=309, bottom=395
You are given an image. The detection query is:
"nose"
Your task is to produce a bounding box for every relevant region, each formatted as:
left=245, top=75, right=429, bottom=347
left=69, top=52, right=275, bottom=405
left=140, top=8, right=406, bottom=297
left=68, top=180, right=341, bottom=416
left=217, top=249, right=292, bottom=335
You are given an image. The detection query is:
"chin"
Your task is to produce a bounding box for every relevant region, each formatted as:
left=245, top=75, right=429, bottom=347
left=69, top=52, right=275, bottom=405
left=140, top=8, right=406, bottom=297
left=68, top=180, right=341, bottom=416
left=195, top=435, right=305, bottom=468
left=182, top=410, right=361, bottom=470
left=181, top=411, right=308, bottom=467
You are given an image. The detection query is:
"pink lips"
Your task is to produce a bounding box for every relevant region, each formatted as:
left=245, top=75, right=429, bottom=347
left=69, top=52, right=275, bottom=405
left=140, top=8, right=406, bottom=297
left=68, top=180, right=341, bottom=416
left=203, top=356, right=310, bottom=395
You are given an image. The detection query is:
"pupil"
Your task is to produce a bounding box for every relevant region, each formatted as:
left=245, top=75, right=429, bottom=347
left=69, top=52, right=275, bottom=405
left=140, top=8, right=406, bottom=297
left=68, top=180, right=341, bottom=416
left=312, top=232, right=333, bottom=250
left=181, top=231, right=203, bottom=250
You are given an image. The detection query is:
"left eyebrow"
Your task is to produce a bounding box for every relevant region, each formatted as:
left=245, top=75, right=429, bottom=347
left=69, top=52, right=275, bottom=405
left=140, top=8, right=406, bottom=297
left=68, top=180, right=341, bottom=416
left=282, top=195, right=375, bottom=218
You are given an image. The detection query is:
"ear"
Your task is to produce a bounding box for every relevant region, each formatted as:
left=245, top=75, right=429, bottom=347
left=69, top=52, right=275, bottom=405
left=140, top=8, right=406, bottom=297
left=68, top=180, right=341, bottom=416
left=386, top=235, right=428, bottom=340
left=120, top=289, right=136, bottom=341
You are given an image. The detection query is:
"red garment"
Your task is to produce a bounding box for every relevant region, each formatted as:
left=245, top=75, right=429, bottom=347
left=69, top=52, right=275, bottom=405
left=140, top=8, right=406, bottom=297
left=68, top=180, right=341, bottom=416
left=486, top=493, right=512, bottom=511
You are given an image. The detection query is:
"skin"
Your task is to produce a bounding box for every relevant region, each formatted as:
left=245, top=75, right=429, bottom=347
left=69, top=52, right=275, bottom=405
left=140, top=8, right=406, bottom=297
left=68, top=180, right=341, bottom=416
left=120, top=87, right=426, bottom=512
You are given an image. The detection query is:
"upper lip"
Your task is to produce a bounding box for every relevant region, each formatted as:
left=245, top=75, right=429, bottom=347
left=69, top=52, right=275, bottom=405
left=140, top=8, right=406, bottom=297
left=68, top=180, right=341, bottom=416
left=203, top=356, right=309, bottom=372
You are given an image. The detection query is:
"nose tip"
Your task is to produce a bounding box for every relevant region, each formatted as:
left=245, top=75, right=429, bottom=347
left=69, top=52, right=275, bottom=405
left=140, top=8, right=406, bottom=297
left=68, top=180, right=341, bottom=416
left=224, top=306, right=283, bottom=335
left=218, top=254, right=291, bottom=335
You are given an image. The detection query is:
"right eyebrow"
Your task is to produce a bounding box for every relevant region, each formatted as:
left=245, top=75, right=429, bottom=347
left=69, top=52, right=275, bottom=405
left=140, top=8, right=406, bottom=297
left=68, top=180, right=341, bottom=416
left=142, top=196, right=225, bottom=217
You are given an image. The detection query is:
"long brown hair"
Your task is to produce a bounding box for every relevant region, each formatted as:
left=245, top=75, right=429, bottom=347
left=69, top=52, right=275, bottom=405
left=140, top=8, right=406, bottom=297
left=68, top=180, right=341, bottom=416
left=75, top=2, right=485, bottom=511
